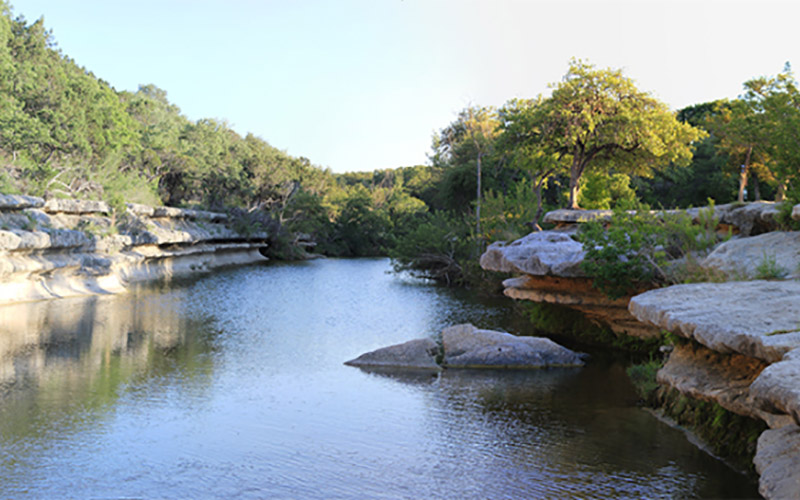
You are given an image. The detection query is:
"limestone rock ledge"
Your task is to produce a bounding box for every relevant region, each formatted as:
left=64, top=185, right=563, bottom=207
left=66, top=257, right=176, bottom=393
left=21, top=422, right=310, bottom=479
left=544, top=201, right=794, bottom=236
left=629, top=280, right=800, bottom=498
left=0, top=195, right=269, bottom=305
left=656, top=343, right=793, bottom=429
left=702, top=231, right=800, bottom=279
left=629, top=281, right=800, bottom=363
left=480, top=228, right=660, bottom=338
left=751, top=348, right=800, bottom=426
left=755, top=425, right=800, bottom=500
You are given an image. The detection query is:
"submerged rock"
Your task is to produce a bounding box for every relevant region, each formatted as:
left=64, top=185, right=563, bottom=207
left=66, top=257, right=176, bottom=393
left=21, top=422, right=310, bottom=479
left=442, top=323, right=586, bottom=368
left=346, top=324, right=585, bottom=371
left=344, top=338, right=441, bottom=370
left=755, top=425, right=800, bottom=500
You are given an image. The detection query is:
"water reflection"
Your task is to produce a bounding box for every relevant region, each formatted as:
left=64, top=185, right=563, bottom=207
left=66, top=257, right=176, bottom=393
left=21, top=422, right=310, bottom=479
left=0, top=289, right=216, bottom=451
left=0, top=259, right=759, bottom=499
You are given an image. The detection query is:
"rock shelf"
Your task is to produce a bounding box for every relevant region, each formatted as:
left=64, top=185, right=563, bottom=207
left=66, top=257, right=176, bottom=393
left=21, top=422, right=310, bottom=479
left=0, top=194, right=269, bottom=304
left=481, top=202, right=800, bottom=499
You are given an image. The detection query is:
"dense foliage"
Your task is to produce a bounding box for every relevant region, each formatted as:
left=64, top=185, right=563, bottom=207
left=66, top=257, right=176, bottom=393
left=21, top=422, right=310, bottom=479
left=2, top=4, right=799, bottom=284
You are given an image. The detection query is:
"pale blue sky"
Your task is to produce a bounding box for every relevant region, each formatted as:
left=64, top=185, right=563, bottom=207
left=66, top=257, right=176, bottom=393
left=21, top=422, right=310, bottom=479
left=9, top=0, right=800, bottom=173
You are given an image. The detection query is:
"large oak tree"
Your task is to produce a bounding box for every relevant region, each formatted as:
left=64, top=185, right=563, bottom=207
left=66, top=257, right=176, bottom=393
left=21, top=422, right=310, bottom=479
left=535, top=60, right=706, bottom=209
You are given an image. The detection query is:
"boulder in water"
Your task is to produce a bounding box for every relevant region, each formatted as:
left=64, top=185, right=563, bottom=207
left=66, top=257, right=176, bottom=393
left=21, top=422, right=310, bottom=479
left=344, top=338, right=441, bottom=370
left=442, top=323, right=586, bottom=368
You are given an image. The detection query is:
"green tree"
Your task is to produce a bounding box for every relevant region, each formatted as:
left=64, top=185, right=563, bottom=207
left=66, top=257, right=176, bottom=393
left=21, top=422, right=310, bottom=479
left=535, top=60, right=706, bottom=209
left=430, top=106, right=499, bottom=238
left=495, top=97, right=566, bottom=228
left=741, top=64, right=800, bottom=201
left=705, top=99, right=770, bottom=202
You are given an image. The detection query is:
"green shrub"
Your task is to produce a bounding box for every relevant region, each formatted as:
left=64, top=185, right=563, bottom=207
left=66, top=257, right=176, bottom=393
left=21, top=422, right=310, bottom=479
left=577, top=202, right=721, bottom=299
left=390, top=211, right=474, bottom=285
left=754, top=251, right=789, bottom=280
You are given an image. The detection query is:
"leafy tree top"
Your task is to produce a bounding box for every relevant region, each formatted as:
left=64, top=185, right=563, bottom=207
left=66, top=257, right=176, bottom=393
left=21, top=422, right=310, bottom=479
left=534, top=60, right=707, bottom=208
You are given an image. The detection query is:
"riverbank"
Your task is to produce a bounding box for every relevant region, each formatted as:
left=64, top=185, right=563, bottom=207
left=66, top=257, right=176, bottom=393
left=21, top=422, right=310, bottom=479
left=0, top=194, right=269, bottom=305
left=481, top=201, right=800, bottom=499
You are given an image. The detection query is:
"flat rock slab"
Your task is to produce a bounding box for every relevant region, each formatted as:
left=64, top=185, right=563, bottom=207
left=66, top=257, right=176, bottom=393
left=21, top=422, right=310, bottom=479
left=703, top=231, right=800, bottom=279
left=755, top=425, right=800, bottom=499
left=442, top=323, right=586, bottom=368
left=0, top=193, right=44, bottom=210
left=344, top=338, right=441, bottom=370
left=43, top=198, right=110, bottom=215
left=479, top=229, right=585, bottom=277
left=751, top=347, right=800, bottom=426
left=629, top=280, right=800, bottom=363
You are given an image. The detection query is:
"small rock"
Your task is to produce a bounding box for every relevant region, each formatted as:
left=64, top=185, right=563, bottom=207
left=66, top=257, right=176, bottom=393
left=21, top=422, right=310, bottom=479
left=442, top=323, right=585, bottom=368
left=344, top=338, right=441, bottom=370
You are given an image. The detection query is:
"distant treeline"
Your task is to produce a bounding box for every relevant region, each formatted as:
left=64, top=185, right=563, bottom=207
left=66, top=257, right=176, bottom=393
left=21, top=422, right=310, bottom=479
left=2, top=4, right=799, bottom=282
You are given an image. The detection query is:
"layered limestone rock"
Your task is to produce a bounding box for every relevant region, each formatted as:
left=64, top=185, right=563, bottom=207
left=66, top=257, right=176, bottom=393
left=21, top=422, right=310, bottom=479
left=750, top=348, right=800, bottom=426
left=502, top=275, right=660, bottom=338
left=344, top=338, right=441, bottom=370
left=629, top=280, right=800, bottom=363
left=629, top=279, right=800, bottom=498
left=754, top=425, right=800, bottom=500
left=346, top=324, right=585, bottom=371
left=702, top=231, right=800, bottom=279
left=656, top=343, right=793, bottom=429
left=0, top=195, right=269, bottom=304
left=480, top=228, right=659, bottom=338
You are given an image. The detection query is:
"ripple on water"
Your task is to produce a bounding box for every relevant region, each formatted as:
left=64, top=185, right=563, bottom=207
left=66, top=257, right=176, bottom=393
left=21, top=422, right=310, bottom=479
left=0, top=258, right=759, bottom=499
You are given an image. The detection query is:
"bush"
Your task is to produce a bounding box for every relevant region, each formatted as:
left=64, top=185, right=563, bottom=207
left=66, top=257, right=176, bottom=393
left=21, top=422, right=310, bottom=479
left=390, top=211, right=474, bottom=285
left=577, top=202, right=720, bottom=299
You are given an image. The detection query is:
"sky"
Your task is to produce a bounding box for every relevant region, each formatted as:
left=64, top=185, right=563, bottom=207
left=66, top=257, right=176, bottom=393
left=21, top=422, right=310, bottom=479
left=8, top=0, right=800, bottom=173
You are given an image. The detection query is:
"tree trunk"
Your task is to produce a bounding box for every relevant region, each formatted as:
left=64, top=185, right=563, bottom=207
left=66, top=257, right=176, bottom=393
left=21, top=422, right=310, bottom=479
left=738, top=145, right=752, bottom=203
left=776, top=179, right=787, bottom=202
left=753, top=176, right=761, bottom=201
left=568, top=157, right=582, bottom=209
left=476, top=153, right=482, bottom=241
left=531, top=177, right=544, bottom=231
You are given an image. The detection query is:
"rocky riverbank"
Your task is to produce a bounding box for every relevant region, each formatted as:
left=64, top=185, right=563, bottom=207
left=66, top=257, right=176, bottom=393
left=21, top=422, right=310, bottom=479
left=0, top=194, right=269, bottom=305
left=481, top=201, right=800, bottom=499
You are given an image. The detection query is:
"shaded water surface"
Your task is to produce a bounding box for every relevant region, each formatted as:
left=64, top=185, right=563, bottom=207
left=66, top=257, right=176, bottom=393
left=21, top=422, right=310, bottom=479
left=0, top=258, right=758, bottom=498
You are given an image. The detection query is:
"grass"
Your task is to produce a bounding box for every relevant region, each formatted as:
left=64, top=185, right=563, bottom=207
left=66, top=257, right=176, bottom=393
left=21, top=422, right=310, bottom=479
left=754, top=251, right=788, bottom=280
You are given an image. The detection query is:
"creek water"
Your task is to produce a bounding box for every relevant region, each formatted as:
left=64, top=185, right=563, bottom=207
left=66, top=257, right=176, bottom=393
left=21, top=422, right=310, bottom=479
left=0, top=258, right=758, bottom=499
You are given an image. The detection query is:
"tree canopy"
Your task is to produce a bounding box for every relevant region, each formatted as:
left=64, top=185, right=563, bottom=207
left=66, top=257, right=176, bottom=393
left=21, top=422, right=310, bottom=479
left=534, top=60, right=707, bottom=209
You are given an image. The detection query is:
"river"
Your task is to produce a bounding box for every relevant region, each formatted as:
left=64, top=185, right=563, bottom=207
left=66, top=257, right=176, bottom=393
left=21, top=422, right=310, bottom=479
left=0, top=258, right=758, bottom=498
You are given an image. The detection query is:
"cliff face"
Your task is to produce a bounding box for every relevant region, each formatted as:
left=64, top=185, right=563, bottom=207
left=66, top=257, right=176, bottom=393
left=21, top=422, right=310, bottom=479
left=0, top=194, right=269, bottom=304
left=481, top=202, right=800, bottom=499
